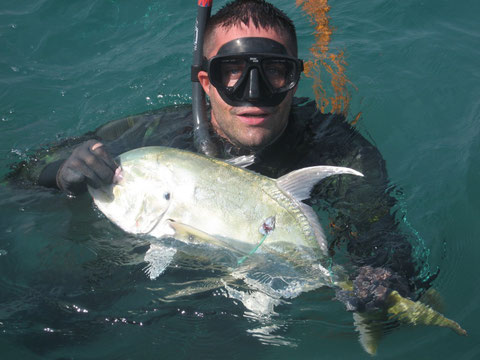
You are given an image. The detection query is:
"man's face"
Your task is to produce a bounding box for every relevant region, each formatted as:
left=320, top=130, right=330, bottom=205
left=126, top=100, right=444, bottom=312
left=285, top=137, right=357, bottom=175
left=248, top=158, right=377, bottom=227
left=198, top=24, right=297, bottom=150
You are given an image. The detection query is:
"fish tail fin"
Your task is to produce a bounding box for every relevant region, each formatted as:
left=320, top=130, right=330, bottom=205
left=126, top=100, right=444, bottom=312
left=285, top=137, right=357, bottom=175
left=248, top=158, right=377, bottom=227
left=386, top=290, right=467, bottom=336
left=418, top=287, right=445, bottom=313
left=353, top=312, right=384, bottom=355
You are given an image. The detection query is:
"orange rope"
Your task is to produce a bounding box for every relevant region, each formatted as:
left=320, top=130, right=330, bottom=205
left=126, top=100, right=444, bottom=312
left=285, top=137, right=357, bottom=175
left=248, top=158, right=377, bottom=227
left=296, top=0, right=353, bottom=115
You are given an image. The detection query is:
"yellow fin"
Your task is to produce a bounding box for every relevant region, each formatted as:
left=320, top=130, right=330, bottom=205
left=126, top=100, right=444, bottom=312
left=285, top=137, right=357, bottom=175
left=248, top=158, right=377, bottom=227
left=386, top=291, right=467, bottom=336
left=353, top=312, right=384, bottom=355
left=167, top=220, right=226, bottom=247
left=167, top=220, right=246, bottom=256
left=337, top=280, right=353, bottom=291
left=419, top=287, right=445, bottom=313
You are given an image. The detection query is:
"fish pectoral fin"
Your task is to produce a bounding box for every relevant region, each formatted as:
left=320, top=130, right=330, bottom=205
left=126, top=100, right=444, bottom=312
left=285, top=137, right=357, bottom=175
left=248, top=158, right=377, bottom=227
left=386, top=290, right=467, bottom=336
left=144, top=243, right=176, bottom=280
left=167, top=219, right=228, bottom=248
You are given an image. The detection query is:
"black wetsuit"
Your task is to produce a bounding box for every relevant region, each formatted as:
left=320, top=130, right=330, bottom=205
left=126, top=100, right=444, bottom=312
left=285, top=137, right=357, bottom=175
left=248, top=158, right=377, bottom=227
left=4, top=98, right=432, bottom=304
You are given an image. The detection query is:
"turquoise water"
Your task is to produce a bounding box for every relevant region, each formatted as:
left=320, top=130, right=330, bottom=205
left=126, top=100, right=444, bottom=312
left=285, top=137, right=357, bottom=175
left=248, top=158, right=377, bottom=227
left=1, top=0, right=479, bottom=358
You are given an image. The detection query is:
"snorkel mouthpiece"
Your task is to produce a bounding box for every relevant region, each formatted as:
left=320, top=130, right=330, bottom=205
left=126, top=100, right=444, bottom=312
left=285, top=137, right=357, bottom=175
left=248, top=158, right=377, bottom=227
left=206, top=37, right=303, bottom=107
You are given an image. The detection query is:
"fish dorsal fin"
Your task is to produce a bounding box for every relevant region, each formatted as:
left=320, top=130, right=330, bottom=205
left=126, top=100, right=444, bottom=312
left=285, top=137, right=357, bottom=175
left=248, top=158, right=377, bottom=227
left=276, top=166, right=364, bottom=201
left=225, top=155, right=255, bottom=168
left=297, top=202, right=328, bottom=254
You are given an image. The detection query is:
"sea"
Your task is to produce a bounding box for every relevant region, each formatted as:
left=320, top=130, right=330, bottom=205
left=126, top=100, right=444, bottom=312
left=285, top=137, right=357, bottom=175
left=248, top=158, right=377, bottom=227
left=0, top=0, right=479, bottom=359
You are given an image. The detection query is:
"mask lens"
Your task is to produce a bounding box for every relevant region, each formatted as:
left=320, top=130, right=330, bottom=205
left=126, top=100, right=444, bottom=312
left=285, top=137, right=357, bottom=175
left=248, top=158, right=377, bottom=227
left=209, top=58, right=247, bottom=88
left=262, top=59, right=296, bottom=90
left=220, top=58, right=246, bottom=87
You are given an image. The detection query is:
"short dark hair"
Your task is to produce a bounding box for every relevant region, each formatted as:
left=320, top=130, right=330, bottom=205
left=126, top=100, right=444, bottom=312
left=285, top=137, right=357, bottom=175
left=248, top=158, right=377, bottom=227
left=204, top=0, right=298, bottom=57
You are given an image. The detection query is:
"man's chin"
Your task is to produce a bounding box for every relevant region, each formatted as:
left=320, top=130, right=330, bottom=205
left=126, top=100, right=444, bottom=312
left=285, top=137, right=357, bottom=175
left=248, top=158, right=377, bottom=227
left=234, top=134, right=276, bottom=150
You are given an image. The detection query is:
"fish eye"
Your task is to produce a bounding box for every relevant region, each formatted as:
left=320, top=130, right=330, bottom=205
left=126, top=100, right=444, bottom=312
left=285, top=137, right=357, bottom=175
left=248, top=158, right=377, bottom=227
left=163, top=192, right=170, bottom=200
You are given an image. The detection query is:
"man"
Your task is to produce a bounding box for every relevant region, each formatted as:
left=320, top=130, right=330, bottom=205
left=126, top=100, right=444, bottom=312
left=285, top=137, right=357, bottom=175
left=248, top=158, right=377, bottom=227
left=5, top=0, right=430, bottom=310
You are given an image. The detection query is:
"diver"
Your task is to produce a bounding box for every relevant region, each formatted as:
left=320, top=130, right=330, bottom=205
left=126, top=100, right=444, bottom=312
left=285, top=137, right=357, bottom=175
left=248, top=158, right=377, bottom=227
left=4, top=0, right=432, bottom=312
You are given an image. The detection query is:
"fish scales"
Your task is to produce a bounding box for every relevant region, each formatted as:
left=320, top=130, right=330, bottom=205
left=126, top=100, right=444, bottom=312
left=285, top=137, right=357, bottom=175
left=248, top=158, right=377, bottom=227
left=205, top=156, right=321, bottom=253
left=262, top=184, right=318, bottom=249
left=181, top=152, right=313, bottom=251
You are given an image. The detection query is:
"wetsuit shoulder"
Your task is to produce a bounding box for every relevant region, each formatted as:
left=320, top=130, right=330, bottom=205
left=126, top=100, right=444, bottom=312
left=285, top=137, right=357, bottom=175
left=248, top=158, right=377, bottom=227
left=291, top=99, right=387, bottom=180
left=248, top=98, right=385, bottom=180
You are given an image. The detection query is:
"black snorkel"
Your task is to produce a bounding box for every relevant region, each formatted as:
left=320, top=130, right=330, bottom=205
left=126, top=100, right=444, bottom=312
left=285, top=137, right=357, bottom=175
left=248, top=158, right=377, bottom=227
left=191, top=0, right=219, bottom=157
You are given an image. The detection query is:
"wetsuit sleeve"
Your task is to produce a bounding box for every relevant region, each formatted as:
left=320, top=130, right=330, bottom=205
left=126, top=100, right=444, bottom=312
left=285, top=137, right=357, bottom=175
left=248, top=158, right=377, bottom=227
left=3, top=105, right=194, bottom=189
left=4, top=135, right=98, bottom=189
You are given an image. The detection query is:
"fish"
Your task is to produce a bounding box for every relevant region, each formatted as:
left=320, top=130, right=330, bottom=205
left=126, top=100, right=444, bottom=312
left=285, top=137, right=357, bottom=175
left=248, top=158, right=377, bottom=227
left=88, top=146, right=467, bottom=354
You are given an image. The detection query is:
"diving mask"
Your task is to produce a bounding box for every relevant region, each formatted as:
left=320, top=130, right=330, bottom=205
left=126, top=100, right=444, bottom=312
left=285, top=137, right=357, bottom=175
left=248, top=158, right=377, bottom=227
left=204, top=37, right=303, bottom=107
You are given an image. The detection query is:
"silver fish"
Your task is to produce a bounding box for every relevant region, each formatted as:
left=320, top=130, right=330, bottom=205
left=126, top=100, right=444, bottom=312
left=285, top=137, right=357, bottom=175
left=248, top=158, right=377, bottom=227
left=88, top=146, right=467, bottom=354
left=89, top=146, right=362, bottom=270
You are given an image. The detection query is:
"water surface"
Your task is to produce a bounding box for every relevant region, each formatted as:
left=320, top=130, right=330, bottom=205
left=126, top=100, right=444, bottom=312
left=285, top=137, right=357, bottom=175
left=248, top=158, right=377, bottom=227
left=1, top=0, right=479, bottom=358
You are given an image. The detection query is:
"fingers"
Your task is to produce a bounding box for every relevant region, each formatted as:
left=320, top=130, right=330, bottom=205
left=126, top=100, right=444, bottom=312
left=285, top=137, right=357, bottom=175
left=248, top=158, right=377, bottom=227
left=90, top=142, right=103, bottom=151
left=87, top=141, right=118, bottom=173
left=58, top=159, right=103, bottom=194
left=75, top=156, right=110, bottom=190
left=57, top=140, right=119, bottom=194
left=79, top=141, right=117, bottom=187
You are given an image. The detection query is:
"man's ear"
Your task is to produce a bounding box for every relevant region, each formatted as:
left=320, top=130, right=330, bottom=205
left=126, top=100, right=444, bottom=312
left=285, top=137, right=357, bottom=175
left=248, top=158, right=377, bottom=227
left=198, top=71, right=211, bottom=96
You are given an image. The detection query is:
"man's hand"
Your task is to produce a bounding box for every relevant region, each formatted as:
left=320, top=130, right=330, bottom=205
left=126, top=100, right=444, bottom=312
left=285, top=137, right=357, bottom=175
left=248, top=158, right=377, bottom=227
left=56, top=140, right=118, bottom=195
left=336, top=266, right=411, bottom=312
